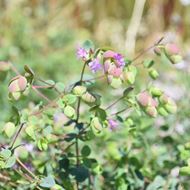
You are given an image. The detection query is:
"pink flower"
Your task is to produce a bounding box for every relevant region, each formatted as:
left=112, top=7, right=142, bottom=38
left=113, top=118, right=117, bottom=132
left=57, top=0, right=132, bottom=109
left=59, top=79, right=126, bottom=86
left=114, top=53, right=125, bottom=67
left=103, top=50, right=116, bottom=58
left=89, top=58, right=102, bottom=73
left=76, top=47, right=88, bottom=59
left=165, top=43, right=180, bottom=55
left=108, top=119, right=118, bottom=130
left=108, top=66, right=122, bottom=77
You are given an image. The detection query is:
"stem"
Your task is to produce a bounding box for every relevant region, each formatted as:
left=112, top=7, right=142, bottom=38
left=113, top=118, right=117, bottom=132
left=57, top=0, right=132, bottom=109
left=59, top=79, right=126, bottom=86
left=75, top=61, right=87, bottom=190
left=9, top=123, right=26, bottom=150
left=36, top=77, right=62, bottom=94
left=76, top=61, right=87, bottom=122
left=32, top=85, right=51, bottom=103
left=110, top=107, right=132, bottom=116
left=16, top=158, right=37, bottom=179
left=105, top=96, right=124, bottom=110
left=131, top=36, right=164, bottom=64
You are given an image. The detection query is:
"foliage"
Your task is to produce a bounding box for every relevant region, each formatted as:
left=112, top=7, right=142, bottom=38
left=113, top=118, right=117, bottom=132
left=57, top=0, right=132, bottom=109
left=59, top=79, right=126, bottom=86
left=0, top=38, right=189, bottom=190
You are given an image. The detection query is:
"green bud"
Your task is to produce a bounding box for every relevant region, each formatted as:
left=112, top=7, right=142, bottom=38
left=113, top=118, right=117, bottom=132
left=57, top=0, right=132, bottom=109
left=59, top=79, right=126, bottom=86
left=149, top=68, right=159, bottom=80
left=164, top=102, right=177, bottom=114
left=180, top=166, right=190, bottom=176
left=145, top=106, right=157, bottom=117
left=170, top=55, right=182, bottom=64
left=149, top=87, right=163, bottom=97
left=64, top=105, right=76, bottom=118
left=73, top=85, right=87, bottom=96
left=110, top=78, right=122, bottom=88
left=185, top=142, right=190, bottom=150
left=125, top=118, right=134, bottom=127
left=158, top=107, right=169, bottom=117
left=91, top=117, right=102, bottom=133
left=159, top=94, right=169, bottom=104
left=82, top=92, right=96, bottom=103
left=143, top=59, right=154, bottom=68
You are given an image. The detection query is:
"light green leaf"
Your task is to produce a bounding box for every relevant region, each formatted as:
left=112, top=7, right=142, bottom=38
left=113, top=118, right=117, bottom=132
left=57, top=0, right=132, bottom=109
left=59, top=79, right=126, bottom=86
left=4, top=122, right=16, bottom=138
left=39, top=175, right=56, bottom=188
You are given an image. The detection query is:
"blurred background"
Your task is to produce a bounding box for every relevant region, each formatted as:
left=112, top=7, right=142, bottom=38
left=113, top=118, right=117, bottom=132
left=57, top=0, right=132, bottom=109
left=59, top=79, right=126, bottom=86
left=0, top=0, right=190, bottom=189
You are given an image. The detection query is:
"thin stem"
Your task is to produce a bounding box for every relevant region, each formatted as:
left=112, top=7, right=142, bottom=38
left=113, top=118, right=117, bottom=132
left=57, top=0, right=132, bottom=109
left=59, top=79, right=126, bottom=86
left=9, top=123, right=26, bottom=150
left=76, top=61, right=87, bottom=122
left=36, top=77, right=62, bottom=94
left=131, top=36, right=164, bottom=64
left=32, top=85, right=51, bottom=103
left=105, top=96, right=124, bottom=110
left=75, top=61, right=87, bottom=190
left=110, top=107, right=132, bottom=116
left=16, top=158, right=37, bottom=179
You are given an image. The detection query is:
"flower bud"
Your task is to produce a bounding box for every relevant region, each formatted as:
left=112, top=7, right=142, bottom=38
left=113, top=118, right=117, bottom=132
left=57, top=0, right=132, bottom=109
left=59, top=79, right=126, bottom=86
left=145, top=106, right=157, bottom=117
left=149, top=87, right=163, bottom=97
left=159, top=94, right=169, bottom=104
left=82, top=92, right=96, bottom=103
left=110, top=78, right=122, bottom=88
left=164, top=100, right=177, bottom=114
left=103, top=50, right=116, bottom=58
left=149, top=68, right=159, bottom=80
left=125, top=118, right=134, bottom=127
left=91, top=117, right=102, bottom=133
left=64, top=105, right=76, bottom=118
left=73, top=85, right=87, bottom=96
left=108, top=66, right=122, bottom=78
left=8, top=75, right=27, bottom=93
left=170, top=55, right=183, bottom=64
left=165, top=43, right=180, bottom=55
left=137, top=91, right=151, bottom=107
left=158, top=107, right=169, bottom=117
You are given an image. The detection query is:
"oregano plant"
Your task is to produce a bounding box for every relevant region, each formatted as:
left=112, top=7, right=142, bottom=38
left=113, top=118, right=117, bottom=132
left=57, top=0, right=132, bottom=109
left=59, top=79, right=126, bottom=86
left=0, top=38, right=183, bottom=189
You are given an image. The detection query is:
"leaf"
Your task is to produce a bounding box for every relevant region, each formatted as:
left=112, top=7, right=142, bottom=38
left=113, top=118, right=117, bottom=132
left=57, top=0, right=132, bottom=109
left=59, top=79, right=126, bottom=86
left=9, top=106, right=20, bottom=125
left=5, top=155, right=16, bottom=168
left=45, top=80, right=55, bottom=86
left=24, top=65, right=34, bottom=76
left=82, top=40, right=95, bottom=51
left=25, top=126, right=36, bottom=140
left=81, top=145, right=91, bottom=157
left=123, top=86, right=134, bottom=97
left=70, top=165, right=89, bottom=182
left=96, top=108, right=107, bottom=121
left=39, top=175, right=56, bottom=188
left=43, top=125, right=53, bottom=136
left=64, top=106, right=76, bottom=118
left=180, top=166, right=190, bottom=176
left=55, top=82, right=65, bottom=92
left=4, top=122, right=16, bottom=138
left=0, top=149, right=12, bottom=159
left=37, top=138, right=48, bottom=151
left=63, top=94, right=77, bottom=105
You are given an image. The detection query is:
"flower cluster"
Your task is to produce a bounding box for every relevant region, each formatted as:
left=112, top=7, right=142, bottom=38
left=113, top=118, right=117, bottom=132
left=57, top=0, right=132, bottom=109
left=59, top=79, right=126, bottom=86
left=77, top=45, right=138, bottom=88
left=154, top=43, right=182, bottom=64
left=137, top=87, right=177, bottom=117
